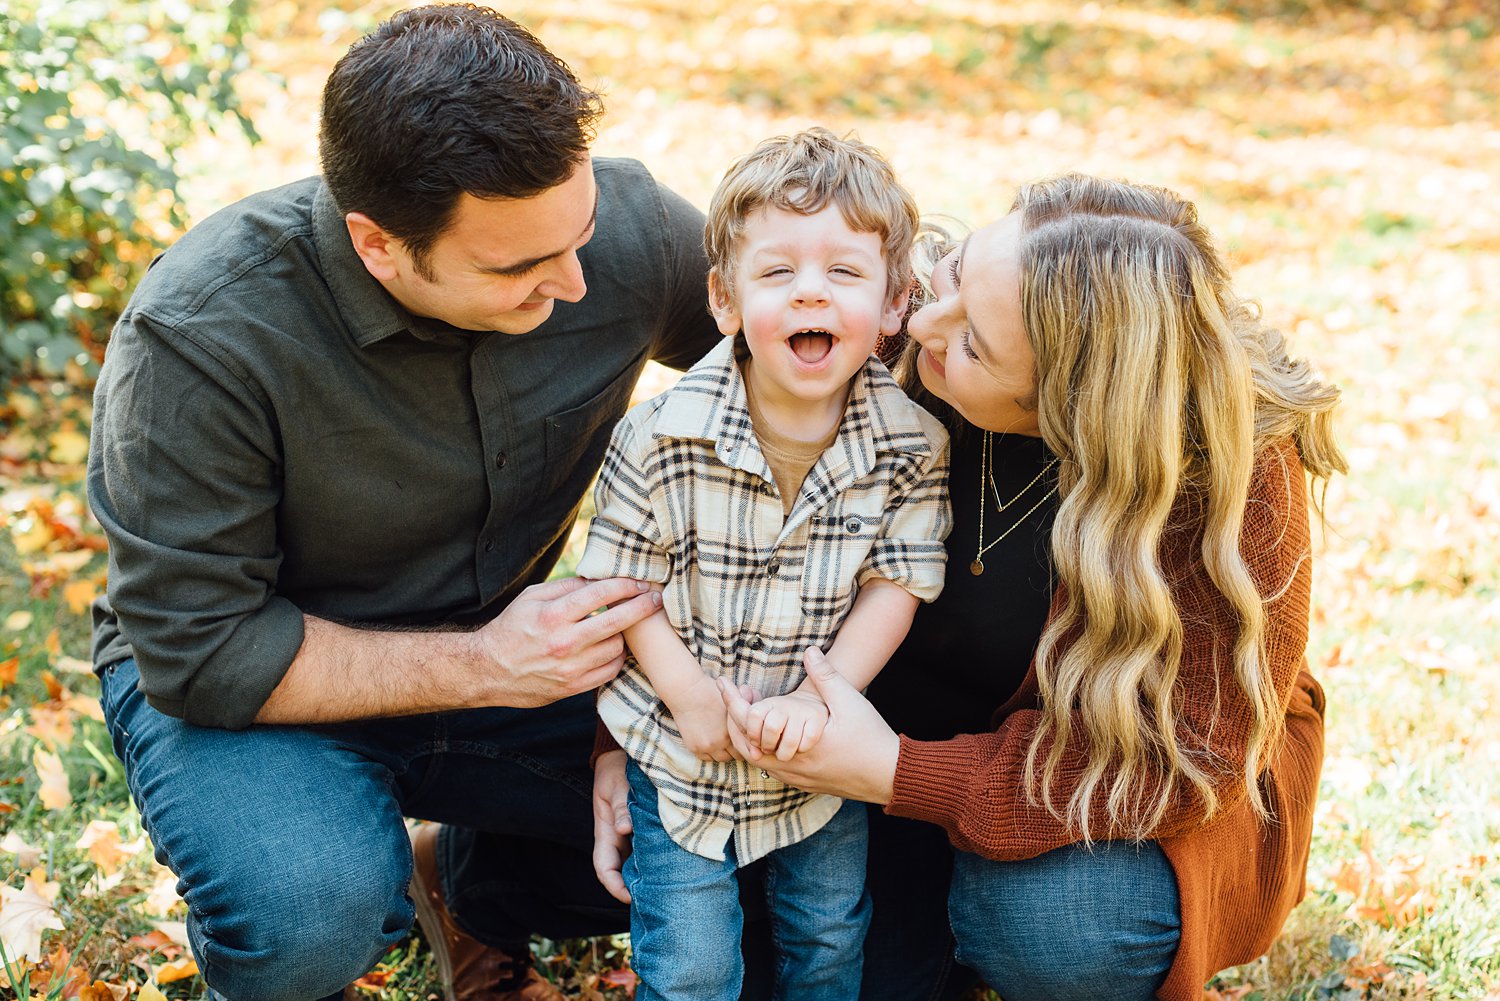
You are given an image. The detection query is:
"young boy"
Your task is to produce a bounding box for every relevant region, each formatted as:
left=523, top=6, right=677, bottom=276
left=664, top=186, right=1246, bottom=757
left=577, top=128, right=950, bottom=1001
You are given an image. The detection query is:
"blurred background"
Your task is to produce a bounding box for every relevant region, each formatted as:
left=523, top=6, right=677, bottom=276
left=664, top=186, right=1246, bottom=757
left=2, top=1, right=1497, bottom=997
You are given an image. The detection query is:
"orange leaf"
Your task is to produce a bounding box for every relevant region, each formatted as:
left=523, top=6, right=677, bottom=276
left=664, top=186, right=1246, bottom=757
left=42, top=669, right=64, bottom=700
left=0, top=656, right=17, bottom=685
left=45, top=627, right=61, bottom=656
left=34, top=746, right=72, bottom=810
left=155, top=957, right=199, bottom=984
left=62, top=580, right=99, bottom=615
left=79, top=981, right=130, bottom=1001
left=601, top=967, right=639, bottom=997
left=128, top=929, right=177, bottom=953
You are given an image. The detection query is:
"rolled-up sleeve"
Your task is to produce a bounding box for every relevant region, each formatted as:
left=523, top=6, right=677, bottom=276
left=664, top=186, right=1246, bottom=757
left=89, top=313, right=304, bottom=729
left=859, top=416, right=952, bottom=602
left=576, top=411, right=670, bottom=585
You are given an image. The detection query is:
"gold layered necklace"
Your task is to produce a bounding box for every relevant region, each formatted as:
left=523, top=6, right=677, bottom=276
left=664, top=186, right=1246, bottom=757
left=971, top=431, right=1058, bottom=576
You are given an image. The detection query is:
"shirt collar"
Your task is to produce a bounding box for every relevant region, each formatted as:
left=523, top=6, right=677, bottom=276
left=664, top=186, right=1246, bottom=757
left=654, top=335, right=935, bottom=479
left=311, top=181, right=418, bottom=349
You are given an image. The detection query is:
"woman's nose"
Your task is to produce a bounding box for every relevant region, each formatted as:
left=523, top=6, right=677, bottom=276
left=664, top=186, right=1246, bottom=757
left=906, top=302, right=937, bottom=345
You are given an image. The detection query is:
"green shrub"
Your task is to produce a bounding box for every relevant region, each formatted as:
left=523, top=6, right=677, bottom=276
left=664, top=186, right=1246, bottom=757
left=0, top=0, right=256, bottom=378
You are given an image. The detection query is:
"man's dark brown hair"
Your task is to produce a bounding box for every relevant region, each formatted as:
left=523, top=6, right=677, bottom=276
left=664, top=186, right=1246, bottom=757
left=319, top=4, right=603, bottom=278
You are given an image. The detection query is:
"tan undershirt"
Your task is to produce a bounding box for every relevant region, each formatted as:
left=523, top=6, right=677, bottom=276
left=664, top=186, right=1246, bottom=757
left=741, top=358, right=842, bottom=517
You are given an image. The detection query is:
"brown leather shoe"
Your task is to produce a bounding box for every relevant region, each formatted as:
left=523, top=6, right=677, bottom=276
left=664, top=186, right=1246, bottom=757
left=409, top=823, right=566, bottom=1001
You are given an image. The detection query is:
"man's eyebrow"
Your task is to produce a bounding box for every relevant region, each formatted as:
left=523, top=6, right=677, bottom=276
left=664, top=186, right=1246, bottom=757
left=481, top=195, right=599, bottom=277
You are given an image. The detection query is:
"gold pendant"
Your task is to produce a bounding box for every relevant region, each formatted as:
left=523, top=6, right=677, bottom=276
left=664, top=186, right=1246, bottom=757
left=970, top=559, right=984, bottom=576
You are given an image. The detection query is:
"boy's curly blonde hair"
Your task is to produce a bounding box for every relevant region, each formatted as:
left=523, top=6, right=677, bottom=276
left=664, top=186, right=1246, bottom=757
left=705, top=127, right=920, bottom=307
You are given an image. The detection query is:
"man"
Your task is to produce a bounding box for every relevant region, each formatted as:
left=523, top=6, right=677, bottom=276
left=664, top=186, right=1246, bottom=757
left=87, top=6, right=718, bottom=999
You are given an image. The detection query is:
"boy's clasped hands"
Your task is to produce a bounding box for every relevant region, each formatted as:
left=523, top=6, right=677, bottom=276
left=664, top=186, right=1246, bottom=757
left=660, top=647, right=837, bottom=765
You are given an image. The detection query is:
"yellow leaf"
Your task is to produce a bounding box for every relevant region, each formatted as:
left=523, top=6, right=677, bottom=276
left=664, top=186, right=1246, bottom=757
left=47, top=428, right=90, bottom=465
left=33, top=746, right=71, bottom=810
left=56, top=655, right=94, bottom=675
left=43, top=628, right=60, bottom=656
left=3, top=610, right=32, bottom=632
left=10, top=517, right=53, bottom=555
left=6, top=391, right=40, bottom=420
left=0, top=869, right=64, bottom=962
left=141, top=865, right=182, bottom=918
left=62, top=580, right=99, bottom=615
left=26, top=704, right=75, bottom=750
left=76, top=820, right=139, bottom=876
left=138, top=983, right=169, bottom=1001
left=154, top=957, right=199, bottom=984
left=0, top=831, right=41, bottom=869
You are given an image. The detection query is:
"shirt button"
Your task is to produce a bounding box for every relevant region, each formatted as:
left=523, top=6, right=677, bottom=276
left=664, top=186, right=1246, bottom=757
left=746, top=634, right=764, bottom=651
left=483, top=538, right=495, bottom=553
left=766, top=558, right=781, bottom=576
left=844, top=516, right=863, bottom=534
left=493, top=450, right=507, bottom=470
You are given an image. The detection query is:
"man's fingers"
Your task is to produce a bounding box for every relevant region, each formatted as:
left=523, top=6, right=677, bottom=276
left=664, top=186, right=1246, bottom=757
left=559, top=577, right=657, bottom=621
left=524, top=575, right=596, bottom=602
left=570, top=590, right=663, bottom=647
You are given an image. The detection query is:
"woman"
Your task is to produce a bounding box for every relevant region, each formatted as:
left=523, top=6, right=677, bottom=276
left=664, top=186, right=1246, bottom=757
left=595, top=172, right=1343, bottom=1000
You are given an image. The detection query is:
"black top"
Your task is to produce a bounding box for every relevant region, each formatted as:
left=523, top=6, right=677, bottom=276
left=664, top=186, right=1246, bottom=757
left=87, top=159, right=720, bottom=728
left=867, top=426, right=1057, bottom=740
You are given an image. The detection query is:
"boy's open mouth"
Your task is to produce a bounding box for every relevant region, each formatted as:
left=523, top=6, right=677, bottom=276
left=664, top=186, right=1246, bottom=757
left=789, top=329, right=834, bottom=364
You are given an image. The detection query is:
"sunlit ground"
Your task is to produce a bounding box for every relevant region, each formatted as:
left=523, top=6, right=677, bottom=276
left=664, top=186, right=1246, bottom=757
left=3, top=0, right=1497, bottom=997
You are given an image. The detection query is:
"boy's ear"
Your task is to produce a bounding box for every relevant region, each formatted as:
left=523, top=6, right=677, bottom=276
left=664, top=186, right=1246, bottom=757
left=880, top=278, right=914, bottom=337
left=345, top=212, right=401, bottom=283
left=707, top=271, right=741, bottom=337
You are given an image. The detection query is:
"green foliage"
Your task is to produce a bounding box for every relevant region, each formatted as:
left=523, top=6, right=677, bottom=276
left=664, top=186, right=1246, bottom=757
left=0, top=0, right=257, bottom=378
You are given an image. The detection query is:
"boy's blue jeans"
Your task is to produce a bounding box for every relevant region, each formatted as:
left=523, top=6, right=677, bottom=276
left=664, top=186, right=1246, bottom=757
left=99, top=658, right=629, bottom=1001
left=623, top=759, right=869, bottom=1001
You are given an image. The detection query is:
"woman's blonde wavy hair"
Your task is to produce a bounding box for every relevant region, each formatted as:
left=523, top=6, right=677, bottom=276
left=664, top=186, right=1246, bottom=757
left=919, top=174, right=1344, bottom=842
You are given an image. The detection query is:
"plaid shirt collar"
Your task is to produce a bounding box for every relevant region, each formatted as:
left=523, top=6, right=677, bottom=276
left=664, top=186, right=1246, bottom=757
left=654, top=336, right=936, bottom=502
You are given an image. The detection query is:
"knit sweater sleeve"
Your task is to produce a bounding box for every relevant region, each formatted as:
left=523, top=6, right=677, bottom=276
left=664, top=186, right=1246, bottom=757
left=886, top=440, right=1313, bottom=861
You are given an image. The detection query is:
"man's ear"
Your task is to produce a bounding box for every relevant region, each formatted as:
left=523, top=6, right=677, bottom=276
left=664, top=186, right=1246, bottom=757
left=707, top=271, right=741, bottom=337
left=344, top=212, right=401, bottom=283
left=880, top=278, right=914, bottom=337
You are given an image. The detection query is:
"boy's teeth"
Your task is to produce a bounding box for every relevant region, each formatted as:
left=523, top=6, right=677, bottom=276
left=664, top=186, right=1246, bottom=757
left=789, top=330, right=834, bottom=363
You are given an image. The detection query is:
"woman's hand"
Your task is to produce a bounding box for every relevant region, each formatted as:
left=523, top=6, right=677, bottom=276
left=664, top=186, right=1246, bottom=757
left=591, top=750, right=632, bottom=904
left=720, top=647, right=901, bottom=804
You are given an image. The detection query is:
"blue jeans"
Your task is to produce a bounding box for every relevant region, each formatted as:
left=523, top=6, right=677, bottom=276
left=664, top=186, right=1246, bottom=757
left=861, top=809, right=1180, bottom=1001
left=623, top=760, right=869, bottom=1001
left=99, top=658, right=628, bottom=1001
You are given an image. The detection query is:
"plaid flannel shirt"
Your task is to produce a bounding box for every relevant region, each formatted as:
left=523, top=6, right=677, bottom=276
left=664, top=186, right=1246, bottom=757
left=578, top=336, right=951, bottom=864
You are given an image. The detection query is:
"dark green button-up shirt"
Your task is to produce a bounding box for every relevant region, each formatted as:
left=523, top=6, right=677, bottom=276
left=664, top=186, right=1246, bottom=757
left=87, top=158, right=719, bottom=728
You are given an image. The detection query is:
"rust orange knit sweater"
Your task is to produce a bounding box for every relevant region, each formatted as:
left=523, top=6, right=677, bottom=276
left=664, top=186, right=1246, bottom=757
left=886, top=438, right=1326, bottom=1000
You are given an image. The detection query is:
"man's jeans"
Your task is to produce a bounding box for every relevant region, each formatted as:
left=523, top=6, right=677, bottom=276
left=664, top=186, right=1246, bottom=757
left=860, top=810, right=1181, bottom=1001
left=622, top=760, right=868, bottom=1001
left=99, top=658, right=628, bottom=1001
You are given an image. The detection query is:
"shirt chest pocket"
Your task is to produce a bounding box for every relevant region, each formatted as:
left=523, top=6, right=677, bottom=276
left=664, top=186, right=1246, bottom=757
left=798, top=500, right=883, bottom=621
left=540, top=361, right=642, bottom=498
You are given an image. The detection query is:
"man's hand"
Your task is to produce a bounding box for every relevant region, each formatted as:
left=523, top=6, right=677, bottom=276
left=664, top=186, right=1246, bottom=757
left=592, top=750, right=633, bottom=904
left=257, top=576, right=660, bottom=725
left=663, top=674, right=738, bottom=762
left=471, top=577, right=662, bottom=708
left=741, top=689, right=830, bottom=761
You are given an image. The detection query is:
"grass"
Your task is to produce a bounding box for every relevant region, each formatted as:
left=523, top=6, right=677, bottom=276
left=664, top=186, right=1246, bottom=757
left=4, top=0, right=1499, bottom=997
